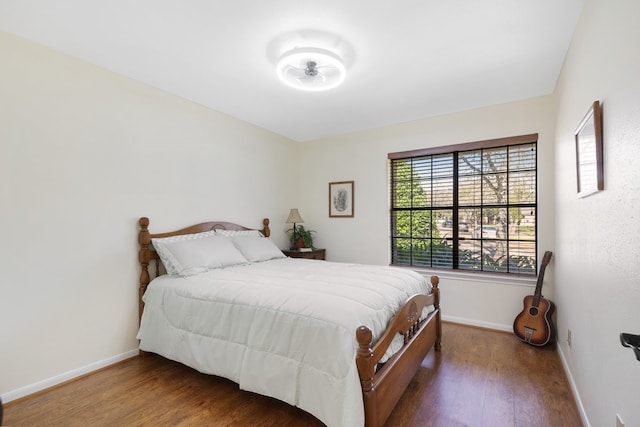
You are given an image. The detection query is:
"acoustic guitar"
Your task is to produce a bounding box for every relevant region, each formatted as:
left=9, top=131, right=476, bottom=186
left=513, top=251, right=555, bottom=346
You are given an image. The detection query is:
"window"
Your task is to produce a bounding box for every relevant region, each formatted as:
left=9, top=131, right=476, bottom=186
left=389, top=134, right=538, bottom=275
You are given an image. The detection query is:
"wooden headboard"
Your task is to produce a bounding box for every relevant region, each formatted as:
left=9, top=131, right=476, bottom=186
left=137, top=216, right=271, bottom=320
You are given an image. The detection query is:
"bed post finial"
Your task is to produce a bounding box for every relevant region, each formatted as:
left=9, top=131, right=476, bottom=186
left=262, top=218, right=271, bottom=237
left=430, top=275, right=440, bottom=308
left=356, top=326, right=374, bottom=389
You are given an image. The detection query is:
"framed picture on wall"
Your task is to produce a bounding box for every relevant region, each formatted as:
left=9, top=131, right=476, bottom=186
left=575, top=100, right=603, bottom=198
left=329, top=181, right=354, bottom=217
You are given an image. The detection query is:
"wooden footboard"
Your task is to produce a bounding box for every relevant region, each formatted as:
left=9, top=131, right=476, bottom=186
left=356, top=275, right=441, bottom=427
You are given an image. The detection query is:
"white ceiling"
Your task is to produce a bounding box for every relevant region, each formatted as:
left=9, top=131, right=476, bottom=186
left=0, top=0, right=584, bottom=142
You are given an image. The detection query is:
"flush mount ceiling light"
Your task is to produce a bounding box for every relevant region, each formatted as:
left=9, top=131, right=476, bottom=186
left=276, top=47, right=346, bottom=92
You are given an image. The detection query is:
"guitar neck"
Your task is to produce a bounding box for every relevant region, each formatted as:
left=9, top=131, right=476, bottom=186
left=532, top=251, right=553, bottom=307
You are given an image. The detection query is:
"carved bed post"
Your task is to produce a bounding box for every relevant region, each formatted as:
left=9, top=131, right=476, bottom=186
left=262, top=218, right=271, bottom=237
left=138, top=217, right=151, bottom=324
left=356, top=326, right=377, bottom=427
left=431, top=275, right=442, bottom=351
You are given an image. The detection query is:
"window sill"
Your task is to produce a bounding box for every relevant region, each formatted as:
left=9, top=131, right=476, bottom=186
left=394, top=266, right=538, bottom=288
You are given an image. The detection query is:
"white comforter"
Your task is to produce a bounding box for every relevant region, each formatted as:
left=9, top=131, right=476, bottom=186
left=137, top=258, right=431, bottom=427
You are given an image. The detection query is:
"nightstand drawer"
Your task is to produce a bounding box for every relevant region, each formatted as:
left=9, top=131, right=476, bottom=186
left=282, top=248, right=326, bottom=260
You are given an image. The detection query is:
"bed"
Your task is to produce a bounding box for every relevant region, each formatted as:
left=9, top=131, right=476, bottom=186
left=137, top=217, right=441, bottom=427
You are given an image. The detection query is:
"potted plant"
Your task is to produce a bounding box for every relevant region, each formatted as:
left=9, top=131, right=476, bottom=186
left=287, top=225, right=316, bottom=249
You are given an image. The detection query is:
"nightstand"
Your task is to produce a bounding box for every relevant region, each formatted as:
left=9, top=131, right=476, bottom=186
left=282, top=248, right=326, bottom=260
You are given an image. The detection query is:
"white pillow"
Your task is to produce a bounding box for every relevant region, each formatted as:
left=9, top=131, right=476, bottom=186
left=230, top=235, right=286, bottom=262
left=153, top=234, right=248, bottom=276
left=151, top=231, right=217, bottom=275
left=216, top=229, right=264, bottom=237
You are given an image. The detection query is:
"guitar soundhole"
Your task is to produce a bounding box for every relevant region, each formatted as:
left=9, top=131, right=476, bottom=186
left=529, top=307, right=539, bottom=316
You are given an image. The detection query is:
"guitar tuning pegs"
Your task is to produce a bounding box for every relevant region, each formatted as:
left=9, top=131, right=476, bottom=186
left=620, top=333, right=640, bottom=361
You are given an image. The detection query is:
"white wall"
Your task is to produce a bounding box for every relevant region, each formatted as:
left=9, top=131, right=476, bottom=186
left=298, top=96, right=557, bottom=330
left=0, top=31, right=298, bottom=399
left=553, top=1, right=640, bottom=426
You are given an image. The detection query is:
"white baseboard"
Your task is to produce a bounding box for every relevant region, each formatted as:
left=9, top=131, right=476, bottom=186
left=1, top=349, right=139, bottom=403
left=557, top=345, right=591, bottom=427
left=442, top=314, right=513, bottom=332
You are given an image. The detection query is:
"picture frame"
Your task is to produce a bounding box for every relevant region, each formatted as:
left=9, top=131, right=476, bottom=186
left=575, top=100, right=603, bottom=198
left=329, top=181, right=354, bottom=218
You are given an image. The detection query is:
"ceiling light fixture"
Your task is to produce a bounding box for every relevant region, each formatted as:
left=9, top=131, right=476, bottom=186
left=276, top=47, right=346, bottom=92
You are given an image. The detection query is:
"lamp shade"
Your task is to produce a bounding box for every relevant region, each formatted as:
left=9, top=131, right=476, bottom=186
left=286, top=208, right=304, bottom=224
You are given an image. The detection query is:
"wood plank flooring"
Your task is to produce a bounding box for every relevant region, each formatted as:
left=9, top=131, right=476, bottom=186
left=4, top=322, right=583, bottom=426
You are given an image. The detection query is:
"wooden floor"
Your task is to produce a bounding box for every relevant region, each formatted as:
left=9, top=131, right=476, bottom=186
left=4, top=322, right=583, bottom=427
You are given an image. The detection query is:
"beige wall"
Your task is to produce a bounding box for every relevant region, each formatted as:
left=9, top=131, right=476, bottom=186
left=0, top=31, right=298, bottom=399
left=553, top=0, right=640, bottom=426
